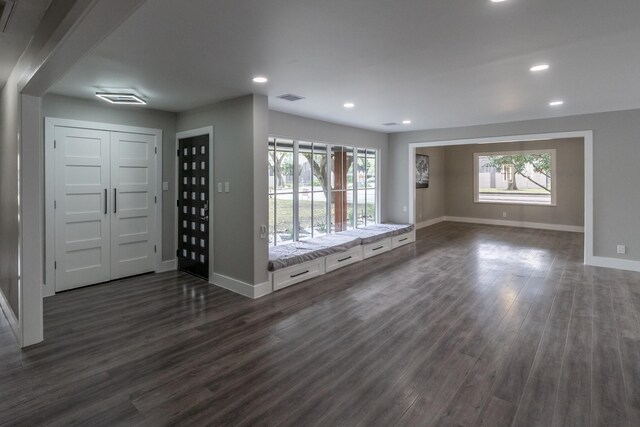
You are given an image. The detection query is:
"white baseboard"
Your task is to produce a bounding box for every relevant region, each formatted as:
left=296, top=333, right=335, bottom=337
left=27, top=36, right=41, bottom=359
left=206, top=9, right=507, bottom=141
left=0, top=287, right=20, bottom=344
left=210, top=273, right=272, bottom=299
left=586, top=256, right=640, bottom=273
left=444, top=216, right=584, bottom=233
left=253, top=281, right=273, bottom=298
left=416, top=216, right=446, bottom=229
left=157, top=259, right=177, bottom=273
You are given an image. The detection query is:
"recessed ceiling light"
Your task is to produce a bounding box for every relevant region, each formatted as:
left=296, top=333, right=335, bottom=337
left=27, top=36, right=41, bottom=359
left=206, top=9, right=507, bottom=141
left=343, top=102, right=355, bottom=109
left=95, top=92, right=146, bottom=105
left=491, top=0, right=508, bottom=3
left=252, top=76, right=268, bottom=83
left=402, top=120, right=412, bottom=124
left=530, top=64, right=550, bottom=72
left=549, top=100, right=564, bottom=106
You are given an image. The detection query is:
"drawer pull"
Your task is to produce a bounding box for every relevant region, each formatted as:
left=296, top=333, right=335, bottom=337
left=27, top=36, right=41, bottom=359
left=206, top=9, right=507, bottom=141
left=290, top=270, right=309, bottom=278
left=398, top=238, right=408, bottom=242
left=337, top=256, right=352, bottom=262
left=372, top=246, right=384, bottom=251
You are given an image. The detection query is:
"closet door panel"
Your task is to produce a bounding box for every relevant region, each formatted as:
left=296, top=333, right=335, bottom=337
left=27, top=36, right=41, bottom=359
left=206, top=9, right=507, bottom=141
left=54, top=126, right=111, bottom=291
left=110, top=132, right=157, bottom=279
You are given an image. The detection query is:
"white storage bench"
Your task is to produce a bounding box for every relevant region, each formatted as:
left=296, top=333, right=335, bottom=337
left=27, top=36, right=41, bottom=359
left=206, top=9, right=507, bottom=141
left=268, top=224, right=415, bottom=291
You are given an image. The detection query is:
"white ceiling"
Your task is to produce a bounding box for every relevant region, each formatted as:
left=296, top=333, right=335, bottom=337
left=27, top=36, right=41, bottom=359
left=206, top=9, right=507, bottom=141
left=50, top=0, right=640, bottom=132
left=0, top=0, right=52, bottom=88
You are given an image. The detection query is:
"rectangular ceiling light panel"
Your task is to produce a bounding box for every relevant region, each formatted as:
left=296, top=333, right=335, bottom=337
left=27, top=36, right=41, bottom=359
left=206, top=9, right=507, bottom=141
left=95, top=92, right=147, bottom=105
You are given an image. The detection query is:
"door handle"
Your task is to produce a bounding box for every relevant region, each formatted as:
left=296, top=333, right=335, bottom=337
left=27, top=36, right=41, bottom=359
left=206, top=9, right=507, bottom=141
left=113, top=188, right=117, bottom=213
left=104, top=189, right=108, bottom=214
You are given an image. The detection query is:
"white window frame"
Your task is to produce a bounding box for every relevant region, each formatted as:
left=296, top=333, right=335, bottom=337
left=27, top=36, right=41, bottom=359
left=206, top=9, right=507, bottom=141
left=268, top=137, right=379, bottom=246
left=473, top=149, right=557, bottom=206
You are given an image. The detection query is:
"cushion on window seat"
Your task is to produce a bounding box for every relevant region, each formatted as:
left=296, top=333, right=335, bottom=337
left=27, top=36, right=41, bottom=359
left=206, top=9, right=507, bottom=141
left=268, top=233, right=361, bottom=271
left=337, top=223, right=414, bottom=245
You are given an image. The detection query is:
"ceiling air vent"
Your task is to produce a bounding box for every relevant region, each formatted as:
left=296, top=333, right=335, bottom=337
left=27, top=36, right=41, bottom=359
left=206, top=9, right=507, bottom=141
left=1, top=1, right=15, bottom=33
left=382, top=122, right=400, bottom=126
left=277, top=94, right=305, bottom=102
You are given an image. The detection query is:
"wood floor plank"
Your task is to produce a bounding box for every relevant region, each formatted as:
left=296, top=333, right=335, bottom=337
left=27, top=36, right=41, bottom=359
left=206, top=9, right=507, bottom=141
left=551, top=276, right=594, bottom=427
left=1, top=222, right=639, bottom=426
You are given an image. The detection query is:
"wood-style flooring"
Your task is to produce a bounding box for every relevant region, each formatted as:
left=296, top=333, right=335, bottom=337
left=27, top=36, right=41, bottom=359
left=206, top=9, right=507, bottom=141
left=2, top=222, right=640, bottom=426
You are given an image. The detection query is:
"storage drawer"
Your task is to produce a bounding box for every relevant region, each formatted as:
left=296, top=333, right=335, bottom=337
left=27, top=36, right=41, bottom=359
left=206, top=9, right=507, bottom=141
left=272, top=258, right=326, bottom=291
left=392, top=230, right=415, bottom=249
left=363, top=237, right=392, bottom=259
left=325, top=245, right=364, bottom=273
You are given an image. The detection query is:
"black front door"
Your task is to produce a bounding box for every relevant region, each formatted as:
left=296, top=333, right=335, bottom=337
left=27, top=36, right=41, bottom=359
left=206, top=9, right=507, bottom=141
left=178, top=135, right=210, bottom=279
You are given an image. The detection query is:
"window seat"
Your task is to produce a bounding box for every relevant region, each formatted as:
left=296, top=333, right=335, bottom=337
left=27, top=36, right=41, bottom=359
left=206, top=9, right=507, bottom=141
left=268, top=223, right=415, bottom=291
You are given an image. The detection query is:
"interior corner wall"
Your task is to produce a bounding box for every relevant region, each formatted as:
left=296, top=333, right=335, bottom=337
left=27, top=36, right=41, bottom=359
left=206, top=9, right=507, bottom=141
left=0, top=74, right=21, bottom=319
left=388, top=109, right=640, bottom=262
left=41, top=94, right=178, bottom=261
left=414, top=147, right=446, bottom=224
left=443, top=139, right=584, bottom=226
left=177, top=94, right=269, bottom=286
left=269, top=110, right=390, bottom=221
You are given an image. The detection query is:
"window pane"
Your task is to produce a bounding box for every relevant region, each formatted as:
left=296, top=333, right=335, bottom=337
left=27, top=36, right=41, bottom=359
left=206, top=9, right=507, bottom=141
left=346, top=148, right=355, bottom=190
left=357, top=150, right=367, bottom=189
left=366, top=189, right=377, bottom=224
left=313, top=191, right=327, bottom=237
left=275, top=193, right=294, bottom=244
left=298, top=142, right=313, bottom=193
left=274, top=139, right=294, bottom=192
left=356, top=189, right=367, bottom=227
left=366, top=152, right=376, bottom=189
left=312, top=144, right=328, bottom=193
left=331, top=191, right=347, bottom=232
left=268, top=194, right=276, bottom=246
left=298, top=191, right=313, bottom=240
left=268, top=142, right=275, bottom=195
left=476, top=152, right=552, bottom=205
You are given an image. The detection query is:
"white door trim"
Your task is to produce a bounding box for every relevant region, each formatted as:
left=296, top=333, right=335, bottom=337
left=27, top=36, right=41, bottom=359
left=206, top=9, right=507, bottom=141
left=175, top=127, right=214, bottom=282
left=44, top=117, right=163, bottom=297
left=406, top=130, right=594, bottom=268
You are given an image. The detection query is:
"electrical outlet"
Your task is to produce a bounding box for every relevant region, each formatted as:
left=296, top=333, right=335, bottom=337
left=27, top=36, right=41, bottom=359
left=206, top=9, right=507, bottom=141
left=502, top=211, right=507, bottom=218
left=162, top=181, right=169, bottom=191
left=403, top=206, right=407, bottom=212
left=617, top=245, right=626, bottom=254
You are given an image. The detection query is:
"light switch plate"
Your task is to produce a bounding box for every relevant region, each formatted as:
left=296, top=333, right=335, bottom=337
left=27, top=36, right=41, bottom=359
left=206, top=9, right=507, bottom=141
left=224, top=182, right=230, bottom=193
left=162, top=181, right=169, bottom=191
left=217, top=182, right=222, bottom=193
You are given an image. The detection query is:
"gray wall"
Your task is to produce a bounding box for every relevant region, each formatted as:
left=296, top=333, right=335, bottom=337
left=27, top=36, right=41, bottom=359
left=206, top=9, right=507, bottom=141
left=178, top=95, right=269, bottom=286
left=388, top=109, right=640, bottom=261
left=42, top=94, right=178, bottom=261
left=444, top=139, right=584, bottom=226
left=415, top=147, right=446, bottom=224
left=269, top=110, right=390, bottom=221
left=0, top=71, right=21, bottom=315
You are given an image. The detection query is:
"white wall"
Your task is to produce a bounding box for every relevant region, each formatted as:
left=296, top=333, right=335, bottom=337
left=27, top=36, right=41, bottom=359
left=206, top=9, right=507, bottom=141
left=388, top=109, right=640, bottom=262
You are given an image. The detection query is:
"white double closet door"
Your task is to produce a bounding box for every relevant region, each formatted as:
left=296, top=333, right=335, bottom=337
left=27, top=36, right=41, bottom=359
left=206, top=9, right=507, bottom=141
left=54, top=126, right=157, bottom=292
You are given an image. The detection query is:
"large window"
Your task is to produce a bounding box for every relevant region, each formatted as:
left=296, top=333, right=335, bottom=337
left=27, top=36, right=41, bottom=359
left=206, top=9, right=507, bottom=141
left=474, top=149, right=556, bottom=206
left=268, top=138, right=378, bottom=246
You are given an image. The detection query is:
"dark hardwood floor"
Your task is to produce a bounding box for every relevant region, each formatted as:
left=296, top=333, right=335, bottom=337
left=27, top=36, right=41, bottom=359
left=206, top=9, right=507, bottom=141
left=2, top=222, right=640, bottom=426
